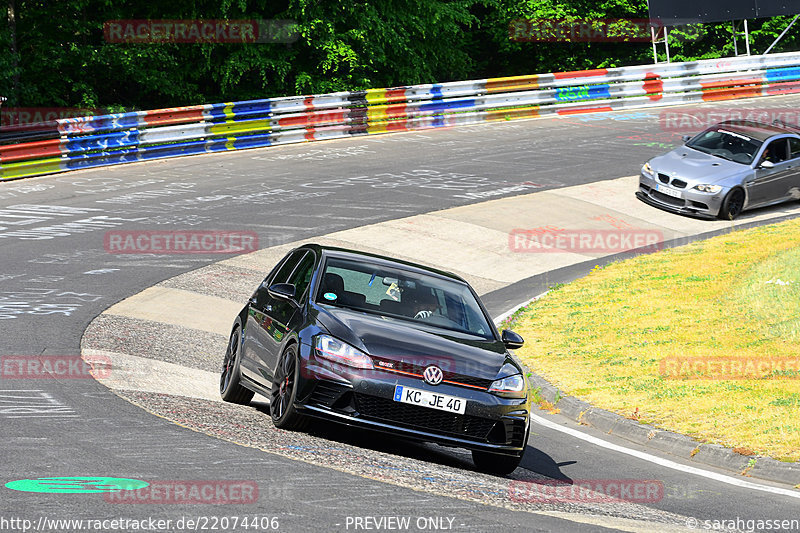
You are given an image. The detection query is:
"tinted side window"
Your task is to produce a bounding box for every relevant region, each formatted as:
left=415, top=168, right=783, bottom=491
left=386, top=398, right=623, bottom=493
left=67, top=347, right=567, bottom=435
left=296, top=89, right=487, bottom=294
left=790, top=138, right=800, bottom=159
left=272, top=250, right=306, bottom=284
left=288, top=252, right=315, bottom=302
left=763, top=139, right=789, bottom=163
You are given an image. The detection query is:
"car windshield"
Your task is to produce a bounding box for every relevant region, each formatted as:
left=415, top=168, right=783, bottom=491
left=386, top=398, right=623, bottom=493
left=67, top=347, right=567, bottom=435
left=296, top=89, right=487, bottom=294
left=686, top=128, right=762, bottom=165
left=316, top=257, right=495, bottom=340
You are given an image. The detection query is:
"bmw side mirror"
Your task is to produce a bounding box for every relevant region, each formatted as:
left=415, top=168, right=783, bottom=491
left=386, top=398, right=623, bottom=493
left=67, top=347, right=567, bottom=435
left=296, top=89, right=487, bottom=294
left=501, top=329, right=524, bottom=349
left=682, top=134, right=691, bottom=143
left=268, top=283, right=296, bottom=301
left=759, top=160, right=775, bottom=169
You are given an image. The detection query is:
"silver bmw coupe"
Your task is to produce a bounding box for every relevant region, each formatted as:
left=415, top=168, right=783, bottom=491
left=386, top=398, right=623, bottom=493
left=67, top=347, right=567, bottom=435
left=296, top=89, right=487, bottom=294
left=637, top=120, right=800, bottom=219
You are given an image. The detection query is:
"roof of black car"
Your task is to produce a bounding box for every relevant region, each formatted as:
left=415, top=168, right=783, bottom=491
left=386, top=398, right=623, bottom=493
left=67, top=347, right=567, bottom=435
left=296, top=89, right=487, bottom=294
left=297, top=244, right=465, bottom=283
left=715, top=119, right=800, bottom=141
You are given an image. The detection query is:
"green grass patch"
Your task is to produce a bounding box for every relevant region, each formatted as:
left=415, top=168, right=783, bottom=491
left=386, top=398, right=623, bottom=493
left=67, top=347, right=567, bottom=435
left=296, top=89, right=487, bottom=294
left=512, top=217, right=800, bottom=461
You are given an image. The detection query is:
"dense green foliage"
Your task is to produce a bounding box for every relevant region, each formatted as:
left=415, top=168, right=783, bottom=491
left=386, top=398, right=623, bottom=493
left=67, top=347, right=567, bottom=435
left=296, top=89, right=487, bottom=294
left=1, top=0, right=799, bottom=109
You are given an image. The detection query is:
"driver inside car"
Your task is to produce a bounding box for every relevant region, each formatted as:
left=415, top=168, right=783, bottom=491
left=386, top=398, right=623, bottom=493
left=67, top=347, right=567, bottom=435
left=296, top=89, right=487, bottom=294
left=408, top=287, right=438, bottom=320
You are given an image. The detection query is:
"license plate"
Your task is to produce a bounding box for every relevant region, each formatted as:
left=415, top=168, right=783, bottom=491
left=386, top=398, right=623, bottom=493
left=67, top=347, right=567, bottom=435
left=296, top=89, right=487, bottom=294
left=393, top=385, right=466, bottom=414
left=656, top=184, right=682, bottom=198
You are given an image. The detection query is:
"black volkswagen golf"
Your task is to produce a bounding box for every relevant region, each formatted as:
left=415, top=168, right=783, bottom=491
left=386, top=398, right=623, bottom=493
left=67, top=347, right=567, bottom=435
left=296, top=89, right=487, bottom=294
left=220, top=244, right=531, bottom=475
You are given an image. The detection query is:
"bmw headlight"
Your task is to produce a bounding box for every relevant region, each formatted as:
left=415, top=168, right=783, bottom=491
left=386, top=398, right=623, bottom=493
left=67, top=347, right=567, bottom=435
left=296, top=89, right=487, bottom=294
left=489, top=364, right=527, bottom=398
left=314, top=335, right=373, bottom=369
left=692, top=184, right=722, bottom=193
left=642, top=162, right=655, bottom=178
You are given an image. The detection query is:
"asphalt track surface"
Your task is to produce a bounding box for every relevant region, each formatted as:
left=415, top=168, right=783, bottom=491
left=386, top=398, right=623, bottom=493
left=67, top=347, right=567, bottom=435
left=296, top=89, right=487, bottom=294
left=2, top=95, right=800, bottom=532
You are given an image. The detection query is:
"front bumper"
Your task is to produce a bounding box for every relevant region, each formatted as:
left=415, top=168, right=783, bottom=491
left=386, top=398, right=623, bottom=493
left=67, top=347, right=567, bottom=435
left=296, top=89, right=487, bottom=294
left=295, top=350, right=530, bottom=456
left=637, top=172, right=724, bottom=219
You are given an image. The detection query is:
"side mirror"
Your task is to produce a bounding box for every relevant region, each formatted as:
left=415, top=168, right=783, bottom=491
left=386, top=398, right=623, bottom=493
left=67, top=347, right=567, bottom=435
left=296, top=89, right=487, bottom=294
left=759, top=160, right=775, bottom=169
left=501, top=329, right=524, bottom=350
left=682, top=134, right=692, bottom=143
left=268, top=283, right=296, bottom=301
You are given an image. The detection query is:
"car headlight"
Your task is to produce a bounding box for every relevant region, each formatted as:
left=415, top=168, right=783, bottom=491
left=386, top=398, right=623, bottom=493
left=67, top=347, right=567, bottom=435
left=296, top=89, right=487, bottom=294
left=692, top=184, right=723, bottom=193
left=489, top=365, right=527, bottom=398
left=642, top=162, right=655, bottom=177
left=313, top=335, right=373, bottom=369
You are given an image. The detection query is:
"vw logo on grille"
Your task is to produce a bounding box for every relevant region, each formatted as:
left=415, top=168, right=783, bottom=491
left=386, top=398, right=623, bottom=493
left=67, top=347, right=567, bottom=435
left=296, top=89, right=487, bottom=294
left=423, top=365, right=443, bottom=385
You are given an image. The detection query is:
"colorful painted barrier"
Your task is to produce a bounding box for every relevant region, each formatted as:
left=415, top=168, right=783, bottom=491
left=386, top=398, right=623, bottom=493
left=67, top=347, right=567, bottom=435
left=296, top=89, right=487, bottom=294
left=3, top=51, right=800, bottom=180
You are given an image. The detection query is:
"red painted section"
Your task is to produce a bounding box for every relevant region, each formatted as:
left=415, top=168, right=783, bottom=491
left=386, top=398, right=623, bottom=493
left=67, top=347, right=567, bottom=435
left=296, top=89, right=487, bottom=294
left=385, top=89, right=407, bottom=103
left=386, top=121, right=409, bottom=131
left=304, top=128, right=316, bottom=141
left=142, top=107, right=205, bottom=127
left=643, top=73, right=663, bottom=101
left=557, top=106, right=614, bottom=115
left=766, top=80, right=800, bottom=95
left=553, top=68, right=608, bottom=79
left=0, top=139, right=62, bottom=162
left=278, top=110, right=347, bottom=128
left=700, top=77, right=763, bottom=90
left=701, top=86, right=763, bottom=101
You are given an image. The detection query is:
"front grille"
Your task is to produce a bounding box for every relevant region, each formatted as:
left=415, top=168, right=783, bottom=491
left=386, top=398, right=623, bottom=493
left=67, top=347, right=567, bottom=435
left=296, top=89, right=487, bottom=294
left=354, top=394, right=496, bottom=441
left=671, top=179, right=687, bottom=189
left=657, top=173, right=670, bottom=184
left=651, top=190, right=685, bottom=207
left=374, top=359, right=493, bottom=390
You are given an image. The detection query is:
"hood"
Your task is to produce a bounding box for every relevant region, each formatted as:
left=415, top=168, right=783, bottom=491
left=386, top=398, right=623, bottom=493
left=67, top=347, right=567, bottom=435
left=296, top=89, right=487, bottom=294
left=650, top=147, right=750, bottom=184
left=313, top=304, right=508, bottom=380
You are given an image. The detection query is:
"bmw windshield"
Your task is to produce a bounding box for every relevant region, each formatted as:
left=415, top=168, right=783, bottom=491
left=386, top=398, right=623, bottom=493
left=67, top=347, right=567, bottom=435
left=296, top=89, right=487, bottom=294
left=315, top=257, right=495, bottom=340
left=686, top=128, right=762, bottom=165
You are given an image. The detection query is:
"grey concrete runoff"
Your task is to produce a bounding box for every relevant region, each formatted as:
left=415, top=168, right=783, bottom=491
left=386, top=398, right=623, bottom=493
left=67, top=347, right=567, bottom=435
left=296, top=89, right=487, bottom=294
left=83, top=173, right=800, bottom=488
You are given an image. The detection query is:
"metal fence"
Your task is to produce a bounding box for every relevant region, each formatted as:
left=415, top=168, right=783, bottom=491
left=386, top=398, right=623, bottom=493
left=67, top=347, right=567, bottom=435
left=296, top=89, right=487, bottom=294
left=3, top=51, right=800, bottom=181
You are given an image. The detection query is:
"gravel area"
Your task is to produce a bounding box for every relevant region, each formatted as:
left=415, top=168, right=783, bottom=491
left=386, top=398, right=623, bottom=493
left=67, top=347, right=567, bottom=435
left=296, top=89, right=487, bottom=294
left=158, top=262, right=264, bottom=304
left=83, top=314, right=227, bottom=373
left=112, top=389, right=694, bottom=530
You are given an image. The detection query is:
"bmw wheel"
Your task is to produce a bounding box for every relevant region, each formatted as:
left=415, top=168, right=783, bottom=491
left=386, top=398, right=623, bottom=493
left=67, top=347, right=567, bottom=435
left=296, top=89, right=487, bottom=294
left=220, top=319, right=254, bottom=404
left=718, top=188, right=745, bottom=220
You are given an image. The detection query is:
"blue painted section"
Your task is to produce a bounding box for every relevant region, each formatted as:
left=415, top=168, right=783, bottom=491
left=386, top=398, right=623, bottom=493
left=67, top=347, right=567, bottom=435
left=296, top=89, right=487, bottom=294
left=140, top=140, right=208, bottom=160
left=555, top=84, right=610, bottom=101
left=430, top=84, right=443, bottom=100
left=64, top=131, right=140, bottom=153
left=64, top=148, right=141, bottom=170
left=419, top=99, right=475, bottom=113
left=765, top=67, right=800, bottom=83
left=232, top=133, right=273, bottom=150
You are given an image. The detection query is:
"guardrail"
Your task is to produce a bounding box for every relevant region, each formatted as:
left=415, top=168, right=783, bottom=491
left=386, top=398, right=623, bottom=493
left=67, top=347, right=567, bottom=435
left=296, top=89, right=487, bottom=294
left=3, top=51, right=800, bottom=181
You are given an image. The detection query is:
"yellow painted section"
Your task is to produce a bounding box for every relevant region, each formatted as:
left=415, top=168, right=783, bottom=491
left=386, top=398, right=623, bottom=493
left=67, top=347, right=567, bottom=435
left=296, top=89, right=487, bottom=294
left=0, top=157, right=64, bottom=180
left=485, top=75, right=540, bottom=93
left=365, top=88, right=388, bottom=105
left=209, top=119, right=271, bottom=136
left=367, top=105, right=391, bottom=122
left=486, top=106, right=540, bottom=121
